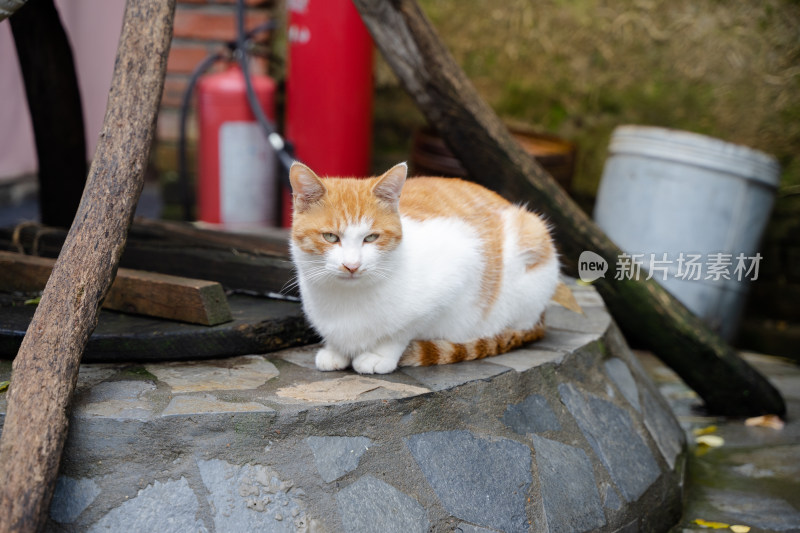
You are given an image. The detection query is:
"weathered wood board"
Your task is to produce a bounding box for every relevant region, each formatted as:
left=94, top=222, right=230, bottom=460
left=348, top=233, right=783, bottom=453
left=0, top=251, right=232, bottom=325
left=0, top=221, right=308, bottom=360
left=0, top=220, right=297, bottom=297
left=0, top=295, right=316, bottom=362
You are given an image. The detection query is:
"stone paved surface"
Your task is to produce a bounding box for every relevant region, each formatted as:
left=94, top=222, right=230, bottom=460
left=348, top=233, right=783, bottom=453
left=637, top=351, right=800, bottom=533
left=0, top=280, right=687, bottom=532
left=559, top=383, right=661, bottom=502
left=306, top=436, right=371, bottom=483
left=406, top=430, right=532, bottom=532
left=338, top=475, right=429, bottom=533
left=531, top=434, right=606, bottom=533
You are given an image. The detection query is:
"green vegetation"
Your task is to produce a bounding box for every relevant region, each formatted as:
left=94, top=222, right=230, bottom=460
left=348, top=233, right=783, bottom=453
left=374, top=0, right=800, bottom=197
left=119, top=366, right=158, bottom=382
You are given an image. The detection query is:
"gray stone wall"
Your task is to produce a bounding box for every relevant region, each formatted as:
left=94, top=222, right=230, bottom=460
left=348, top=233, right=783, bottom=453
left=0, top=282, right=686, bottom=532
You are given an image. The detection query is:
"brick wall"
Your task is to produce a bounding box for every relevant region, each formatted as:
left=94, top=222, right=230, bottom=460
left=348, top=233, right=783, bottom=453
left=154, top=0, right=276, bottom=191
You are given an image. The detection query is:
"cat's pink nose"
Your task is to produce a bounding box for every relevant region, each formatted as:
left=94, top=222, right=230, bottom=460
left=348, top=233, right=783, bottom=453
left=342, top=262, right=361, bottom=273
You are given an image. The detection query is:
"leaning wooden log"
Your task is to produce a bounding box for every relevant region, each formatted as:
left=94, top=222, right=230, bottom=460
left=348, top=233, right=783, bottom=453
left=0, top=0, right=176, bottom=530
left=9, top=0, right=87, bottom=227
left=352, top=0, right=785, bottom=417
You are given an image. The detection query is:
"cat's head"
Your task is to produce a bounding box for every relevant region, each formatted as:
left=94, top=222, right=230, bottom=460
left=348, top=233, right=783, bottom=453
left=289, top=162, right=407, bottom=283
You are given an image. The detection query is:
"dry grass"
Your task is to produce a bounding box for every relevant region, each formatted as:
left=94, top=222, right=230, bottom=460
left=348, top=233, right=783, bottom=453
left=375, top=0, right=800, bottom=196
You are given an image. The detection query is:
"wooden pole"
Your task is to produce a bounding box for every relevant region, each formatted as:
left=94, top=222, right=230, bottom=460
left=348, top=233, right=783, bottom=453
left=351, top=0, right=785, bottom=417
left=0, top=0, right=176, bottom=530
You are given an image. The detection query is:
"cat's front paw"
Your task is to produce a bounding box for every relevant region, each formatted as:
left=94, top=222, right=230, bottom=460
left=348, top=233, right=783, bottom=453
left=352, top=352, right=398, bottom=374
left=315, top=347, right=350, bottom=371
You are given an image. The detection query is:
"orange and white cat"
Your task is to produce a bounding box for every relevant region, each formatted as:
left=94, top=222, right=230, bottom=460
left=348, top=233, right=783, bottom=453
left=289, top=162, right=559, bottom=374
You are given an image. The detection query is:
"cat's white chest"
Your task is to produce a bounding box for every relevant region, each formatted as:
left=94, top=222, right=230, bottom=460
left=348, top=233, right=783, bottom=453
left=294, top=216, right=485, bottom=354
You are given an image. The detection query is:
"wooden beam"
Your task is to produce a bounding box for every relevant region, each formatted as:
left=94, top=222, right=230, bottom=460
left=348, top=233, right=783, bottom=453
left=0, top=251, right=52, bottom=293
left=0, top=295, right=316, bottom=363
left=351, top=0, right=785, bottom=417
left=0, top=0, right=177, bottom=530
left=0, top=220, right=296, bottom=297
left=0, top=251, right=232, bottom=326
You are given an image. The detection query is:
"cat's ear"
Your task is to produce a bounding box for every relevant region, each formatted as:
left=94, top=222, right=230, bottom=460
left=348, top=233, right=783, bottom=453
left=373, top=162, right=407, bottom=208
left=289, top=162, right=326, bottom=212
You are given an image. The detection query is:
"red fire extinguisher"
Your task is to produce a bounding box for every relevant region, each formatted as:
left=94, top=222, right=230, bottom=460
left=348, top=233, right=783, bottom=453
left=196, top=63, right=279, bottom=227
left=283, top=0, right=374, bottom=226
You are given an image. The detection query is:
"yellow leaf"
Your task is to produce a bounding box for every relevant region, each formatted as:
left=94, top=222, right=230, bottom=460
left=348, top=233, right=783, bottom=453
left=692, top=518, right=730, bottom=528
left=692, top=425, right=718, bottom=436
left=551, top=282, right=583, bottom=314
left=730, top=526, right=751, bottom=533
left=0, top=380, right=9, bottom=392
left=696, top=435, right=724, bottom=448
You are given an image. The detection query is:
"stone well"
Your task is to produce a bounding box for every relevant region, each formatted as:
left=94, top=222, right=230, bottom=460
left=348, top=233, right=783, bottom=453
left=0, top=281, right=686, bottom=532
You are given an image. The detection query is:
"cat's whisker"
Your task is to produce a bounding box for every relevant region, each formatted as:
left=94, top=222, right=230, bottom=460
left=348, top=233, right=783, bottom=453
left=280, top=275, right=302, bottom=295
left=301, top=266, right=339, bottom=285
left=367, top=266, right=394, bottom=282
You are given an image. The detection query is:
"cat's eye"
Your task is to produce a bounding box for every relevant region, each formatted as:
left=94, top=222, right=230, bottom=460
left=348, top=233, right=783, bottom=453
left=364, top=233, right=379, bottom=243
left=322, top=233, right=340, bottom=243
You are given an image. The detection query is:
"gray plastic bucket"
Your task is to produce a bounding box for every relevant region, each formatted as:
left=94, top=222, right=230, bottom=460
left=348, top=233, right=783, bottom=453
left=594, top=125, right=780, bottom=340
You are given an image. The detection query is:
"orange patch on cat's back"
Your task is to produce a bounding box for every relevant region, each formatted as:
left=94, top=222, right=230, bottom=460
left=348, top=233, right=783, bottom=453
left=400, top=178, right=508, bottom=313
left=508, top=205, right=555, bottom=270
left=399, top=177, right=509, bottom=221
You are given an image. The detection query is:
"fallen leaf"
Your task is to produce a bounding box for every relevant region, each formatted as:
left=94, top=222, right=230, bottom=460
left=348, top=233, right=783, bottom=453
left=730, top=526, right=751, bottom=533
left=744, top=414, right=784, bottom=430
left=692, top=425, right=718, bottom=436
left=695, top=435, right=725, bottom=448
left=24, top=296, right=41, bottom=305
left=0, top=380, right=9, bottom=392
left=692, top=518, right=730, bottom=528
left=551, top=282, right=583, bottom=314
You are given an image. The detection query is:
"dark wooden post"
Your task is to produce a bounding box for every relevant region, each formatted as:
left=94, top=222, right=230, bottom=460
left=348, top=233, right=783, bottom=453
left=0, top=0, right=176, bottom=530
left=351, top=0, right=785, bottom=417
left=10, top=0, right=87, bottom=228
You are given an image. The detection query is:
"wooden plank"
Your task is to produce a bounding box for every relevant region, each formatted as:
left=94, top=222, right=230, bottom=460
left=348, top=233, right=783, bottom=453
left=0, top=251, right=232, bottom=326
left=0, top=295, right=316, bottom=362
left=106, top=268, right=232, bottom=326
left=0, top=251, right=53, bottom=292
left=0, top=220, right=297, bottom=297
left=134, top=218, right=290, bottom=257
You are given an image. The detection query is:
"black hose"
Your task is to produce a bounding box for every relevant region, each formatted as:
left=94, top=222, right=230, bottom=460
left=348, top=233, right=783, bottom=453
left=235, top=0, right=295, bottom=175
left=176, top=7, right=293, bottom=221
